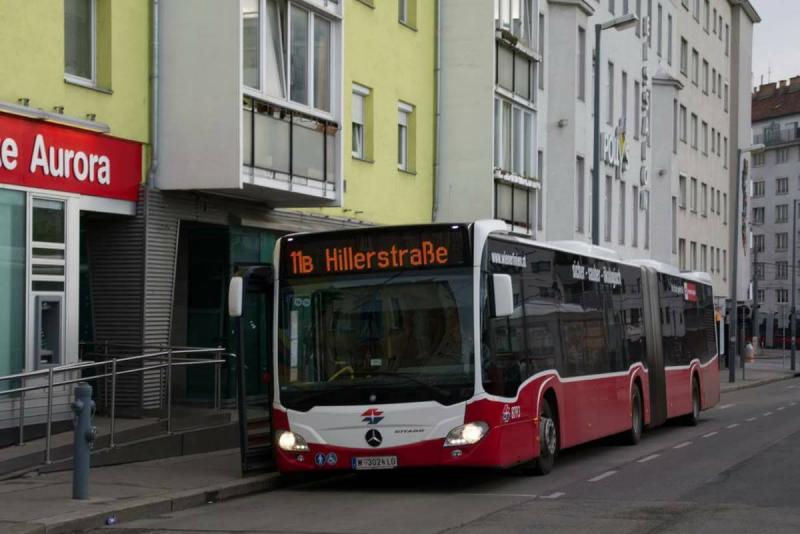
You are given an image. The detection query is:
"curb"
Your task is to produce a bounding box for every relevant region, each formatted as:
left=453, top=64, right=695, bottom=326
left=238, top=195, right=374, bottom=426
left=721, top=373, right=798, bottom=394
left=13, top=472, right=282, bottom=534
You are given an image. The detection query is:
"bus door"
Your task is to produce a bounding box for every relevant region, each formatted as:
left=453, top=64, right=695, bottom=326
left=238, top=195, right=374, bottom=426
left=641, top=267, right=668, bottom=427
left=230, top=264, right=275, bottom=474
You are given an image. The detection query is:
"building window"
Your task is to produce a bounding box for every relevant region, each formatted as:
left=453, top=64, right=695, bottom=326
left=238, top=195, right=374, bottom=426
left=777, top=261, right=789, bottom=280
left=776, top=232, right=788, bottom=251
left=610, top=0, right=615, bottom=14
left=691, top=49, right=699, bottom=86
left=724, top=137, right=728, bottom=168
left=619, top=181, right=626, bottom=245
left=723, top=192, right=727, bottom=224
left=701, top=244, right=707, bottom=272
left=778, top=289, right=789, bottom=304
left=673, top=99, right=678, bottom=153
left=495, top=181, right=534, bottom=230
left=718, top=73, right=722, bottom=99
left=702, top=59, right=709, bottom=94
left=680, top=37, right=688, bottom=75
left=711, top=127, right=716, bottom=153
left=716, top=248, right=720, bottom=273
left=752, top=151, right=764, bottom=167
left=647, top=0, right=652, bottom=48
left=398, top=0, right=417, bottom=27
left=690, top=241, right=697, bottom=270
left=778, top=148, right=790, bottom=164
left=754, top=262, right=765, bottom=280
left=777, top=177, right=789, bottom=194
left=537, top=150, right=544, bottom=231
left=679, top=238, right=686, bottom=270
left=397, top=102, right=413, bottom=171
left=667, top=14, right=673, bottom=65
left=621, top=71, right=628, bottom=128
left=725, top=23, right=729, bottom=56
left=243, top=0, right=335, bottom=113
left=716, top=189, right=721, bottom=215
left=777, top=204, right=790, bottom=223
left=635, top=0, right=642, bottom=37
left=495, top=0, right=535, bottom=47
left=497, top=44, right=535, bottom=102
left=605, top=175, right=613, bottom=242
left=607, top=61, right=614, bottom=126
left=634, top=81, right=641, bottom=139
left=538, top=13, right=545, bottom=90
left=703, top=0, right=709, bottom=32
left=724, top=83, right=729, bottom=112
left=494, top=98, right=536, bottom=179
left=657, top=3, right=663, bottom=57
left=680, top=104, right=687, bottom=142
left=577, top=27, right=586, bottom=101
left=691, top=113, right=698, bottom=149
left=753, top=206, right=764, bottom=224
left=712, top=67, right=716, bottom=94
left=352, top=84, right=370, bottom=159
left=576, top=156, right=585, bottom=232
left=64, top=0, right=96, bottom=84
left=753, top=234, right=765, bottom=253
left=679, top=175, right=687, bottom=208
left=692, top=0, right=699, bottom=21
left=702, top=121, right=708, bottom=155
left=690, top=177, right=697, bottom=212
left=701, top=182, right=707, bottom=216
left=723, top=249, right=727, bottom=279
left=635, top=186, right=641, bottom=247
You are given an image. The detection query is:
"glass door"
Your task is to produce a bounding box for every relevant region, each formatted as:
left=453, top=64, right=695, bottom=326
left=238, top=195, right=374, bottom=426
left=0, top=189, right=26, bottom=383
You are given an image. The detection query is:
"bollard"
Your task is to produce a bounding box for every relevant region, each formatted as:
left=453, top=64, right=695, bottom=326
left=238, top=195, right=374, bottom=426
left=71, top=382, right=96, bottom=500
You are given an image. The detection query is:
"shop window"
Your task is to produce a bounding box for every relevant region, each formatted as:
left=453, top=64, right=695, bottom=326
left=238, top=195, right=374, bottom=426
left=0, top=190, right=26, bottom=380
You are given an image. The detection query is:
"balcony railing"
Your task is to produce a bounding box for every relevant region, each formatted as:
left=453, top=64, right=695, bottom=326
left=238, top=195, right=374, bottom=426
left=242, top=96, right=338, bottom=185
left=754, top=126, right=800, bottom=146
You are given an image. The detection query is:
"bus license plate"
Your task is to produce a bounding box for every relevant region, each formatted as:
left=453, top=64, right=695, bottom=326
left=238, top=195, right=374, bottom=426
left=352, top=456, right=398, bottom=470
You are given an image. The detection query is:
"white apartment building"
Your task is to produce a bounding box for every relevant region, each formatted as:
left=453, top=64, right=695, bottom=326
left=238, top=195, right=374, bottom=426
left=436, top=0, right=759, bottom=304
left=750, top=79, right=800, bottom=347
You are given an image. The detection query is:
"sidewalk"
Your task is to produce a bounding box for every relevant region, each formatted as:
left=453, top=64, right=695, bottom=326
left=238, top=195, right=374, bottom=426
left=0, top=449, right=279, bottom=534
left=719, top=358, right=798, bottom=394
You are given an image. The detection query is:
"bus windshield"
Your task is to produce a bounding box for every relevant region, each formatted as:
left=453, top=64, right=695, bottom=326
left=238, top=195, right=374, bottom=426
left=277, top=268, right=475, bottom=411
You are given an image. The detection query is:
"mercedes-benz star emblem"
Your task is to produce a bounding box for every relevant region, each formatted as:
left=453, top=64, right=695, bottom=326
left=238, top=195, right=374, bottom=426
left=365, top=429, right=382, bottom=447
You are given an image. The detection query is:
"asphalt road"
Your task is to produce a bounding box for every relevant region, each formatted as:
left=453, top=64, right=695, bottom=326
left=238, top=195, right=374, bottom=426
left=101, top=378, right=800, bottom=534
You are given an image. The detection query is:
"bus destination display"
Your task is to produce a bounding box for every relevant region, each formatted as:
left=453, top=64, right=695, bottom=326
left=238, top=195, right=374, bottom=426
left=281, top=225, right=470, bottom=278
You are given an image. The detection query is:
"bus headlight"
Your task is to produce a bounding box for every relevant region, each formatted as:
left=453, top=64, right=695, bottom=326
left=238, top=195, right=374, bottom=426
left=444, top=422, right=489, bottom=447
left=276, top=430, right=309, bottom=452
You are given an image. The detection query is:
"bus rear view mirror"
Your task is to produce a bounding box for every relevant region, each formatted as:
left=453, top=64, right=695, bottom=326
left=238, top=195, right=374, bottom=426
left=492, top=273, right=514, bottom=318
left=228, top=276, right=244, bottom=318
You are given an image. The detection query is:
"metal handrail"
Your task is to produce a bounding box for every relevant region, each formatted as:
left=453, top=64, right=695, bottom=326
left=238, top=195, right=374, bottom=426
left=0, top=345, right=235, bottom=464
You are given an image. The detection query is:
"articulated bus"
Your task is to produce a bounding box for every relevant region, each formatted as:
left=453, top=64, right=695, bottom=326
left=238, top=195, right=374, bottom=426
left=229, top=220, right=719, bottom=475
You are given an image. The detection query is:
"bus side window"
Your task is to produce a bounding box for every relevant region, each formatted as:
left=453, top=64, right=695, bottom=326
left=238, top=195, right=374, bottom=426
left=484, top=267, right=525, bottom=397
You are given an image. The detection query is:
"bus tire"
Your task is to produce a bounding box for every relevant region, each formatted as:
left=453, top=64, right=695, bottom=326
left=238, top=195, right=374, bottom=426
left=531, top=399, right=558, bottom=476
left=684, top=377, right=701, bottom=426
left=624, top=385, right=643, bottom=445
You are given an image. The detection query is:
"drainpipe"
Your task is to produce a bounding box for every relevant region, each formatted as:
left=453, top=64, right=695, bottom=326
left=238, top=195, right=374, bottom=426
left=432, top=0, right=442, bottom=222
left=147, top=0, right=159, bottom=189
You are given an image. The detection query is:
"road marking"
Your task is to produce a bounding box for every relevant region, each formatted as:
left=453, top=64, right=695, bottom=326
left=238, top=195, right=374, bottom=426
left=717, top=403, right=735, bottom=410
left=791, top=403, right=798, bottom=407
left=746, top=417, right=757, bottom=422
left=777, top=406, right=786, bottom=411
left=726, top=423, right=740, bottom=429
left=637, top=454, right=660, bottom=463
left=786, top=385, right=796, bottom=389
left=702, top=431, right=719, bottom=438
left=673, top=441, right=692, bottom=449
left=764, top=412, right=773, bottom=417
left=461, top=493, right=537, bottom=498
left=541, top=492, right=565, bottom=499
left=588, top=470, right=618, bottom=482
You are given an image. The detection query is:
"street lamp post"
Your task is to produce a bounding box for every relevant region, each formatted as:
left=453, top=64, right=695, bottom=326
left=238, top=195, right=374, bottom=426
left=730, top=144, right=764, bottom=383
left=592, top=13, right=638, bottom=245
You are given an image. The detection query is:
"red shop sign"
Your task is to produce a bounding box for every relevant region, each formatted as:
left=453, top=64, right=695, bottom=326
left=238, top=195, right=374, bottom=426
left=684, top=282, right=698, bottom=302
left=0, top=112, right=142, bottom=201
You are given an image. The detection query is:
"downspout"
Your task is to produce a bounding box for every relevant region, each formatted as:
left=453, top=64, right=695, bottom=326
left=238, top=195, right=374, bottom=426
left=432, top=0, right=442, bottom=222
left=147, top=0, right=159, bottom=189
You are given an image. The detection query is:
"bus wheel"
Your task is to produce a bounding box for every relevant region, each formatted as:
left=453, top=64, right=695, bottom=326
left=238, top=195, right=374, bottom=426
left=530, top=399, right=558, bottom=476
left=624, top=385, right=643, bottom=445
left=684, top=377, right=701, bottom=426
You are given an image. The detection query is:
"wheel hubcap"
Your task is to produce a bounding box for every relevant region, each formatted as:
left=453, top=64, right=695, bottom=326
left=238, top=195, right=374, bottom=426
left=541, top=417, right=557, bottom=455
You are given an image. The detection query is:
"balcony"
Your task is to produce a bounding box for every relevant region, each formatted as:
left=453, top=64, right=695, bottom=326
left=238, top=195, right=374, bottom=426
left=754, top=126, right=800, bottom=147
left=241, top=97, right=339, bottom=207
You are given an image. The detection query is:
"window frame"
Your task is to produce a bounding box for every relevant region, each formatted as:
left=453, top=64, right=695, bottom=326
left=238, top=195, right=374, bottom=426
left=64, top=0, right=97, bottom=87
left=397, top=101, right=414, bottom=172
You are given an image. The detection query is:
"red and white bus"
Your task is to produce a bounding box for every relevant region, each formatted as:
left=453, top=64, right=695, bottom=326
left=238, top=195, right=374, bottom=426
left=229, top=220, right=719, bottom=475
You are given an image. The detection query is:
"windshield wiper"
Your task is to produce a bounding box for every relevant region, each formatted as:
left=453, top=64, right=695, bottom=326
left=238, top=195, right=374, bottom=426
left=350, top=370, right=451, bottom=400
